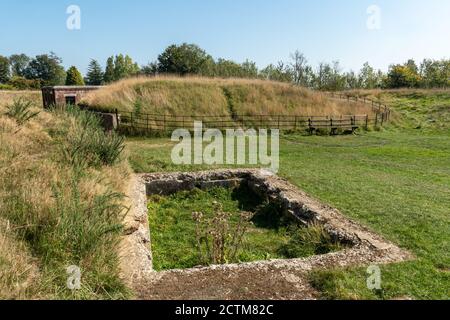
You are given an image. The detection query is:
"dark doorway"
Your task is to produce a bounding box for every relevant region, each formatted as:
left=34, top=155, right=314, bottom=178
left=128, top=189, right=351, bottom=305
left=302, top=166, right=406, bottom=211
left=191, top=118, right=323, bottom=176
left=65, top=96, right=76, bottom=105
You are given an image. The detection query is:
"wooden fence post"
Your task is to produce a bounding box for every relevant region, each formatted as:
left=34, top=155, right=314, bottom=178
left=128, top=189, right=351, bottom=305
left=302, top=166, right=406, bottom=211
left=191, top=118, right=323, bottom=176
left=365, top=115, right=369, bottom=130
left=131, top=112, right=133, bottom=129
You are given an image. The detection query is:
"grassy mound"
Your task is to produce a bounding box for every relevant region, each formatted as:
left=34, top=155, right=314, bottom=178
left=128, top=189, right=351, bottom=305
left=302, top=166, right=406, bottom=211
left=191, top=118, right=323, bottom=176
left=342, top=89, right=450, bottom=131
left=0, top=97, right=131, bottom=299
left=82, top=77, right=375, bottom=117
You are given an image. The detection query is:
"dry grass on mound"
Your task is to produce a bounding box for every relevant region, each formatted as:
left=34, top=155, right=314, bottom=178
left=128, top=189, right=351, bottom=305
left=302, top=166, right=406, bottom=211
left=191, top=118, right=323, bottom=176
left=82, top=76, right=375, bottom=117
left=0, top=90, right=42, bottom=110
left=0, top=100, right=131, bottom=299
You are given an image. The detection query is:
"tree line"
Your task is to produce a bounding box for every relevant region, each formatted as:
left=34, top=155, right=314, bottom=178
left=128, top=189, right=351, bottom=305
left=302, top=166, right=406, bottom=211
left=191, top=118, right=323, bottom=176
left=1, top=43, right=449, bottom=90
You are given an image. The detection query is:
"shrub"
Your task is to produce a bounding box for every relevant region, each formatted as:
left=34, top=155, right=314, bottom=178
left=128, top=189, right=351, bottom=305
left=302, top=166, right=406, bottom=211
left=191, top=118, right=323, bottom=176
left=5, top=98, right=39, bottom=125
left=8, top=76, right=41, bottom=90
left=0, top=84, right=14, bottom=90
left=57, top=106, right=125, bottom=168
left=279, top=224, right=343, bottom=258
left=192, top=201, right=253, bottom=265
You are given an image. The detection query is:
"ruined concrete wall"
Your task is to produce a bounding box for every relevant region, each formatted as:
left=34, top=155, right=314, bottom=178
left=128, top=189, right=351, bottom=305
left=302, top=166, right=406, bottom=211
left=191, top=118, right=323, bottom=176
left=124, top=169, right=413, bottom=300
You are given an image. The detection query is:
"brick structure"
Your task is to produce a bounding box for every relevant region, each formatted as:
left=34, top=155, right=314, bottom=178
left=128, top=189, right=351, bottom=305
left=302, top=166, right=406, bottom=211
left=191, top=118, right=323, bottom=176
left=41, top=86, right=103, bottom=108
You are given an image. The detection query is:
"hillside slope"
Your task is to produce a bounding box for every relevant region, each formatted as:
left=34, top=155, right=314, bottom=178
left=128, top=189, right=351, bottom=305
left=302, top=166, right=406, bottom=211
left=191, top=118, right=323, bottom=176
left=82, top=77, right=375, bottom=117
left=0, top=97, right=131, bottom=299
left=343, top=89, right=450, bottom=131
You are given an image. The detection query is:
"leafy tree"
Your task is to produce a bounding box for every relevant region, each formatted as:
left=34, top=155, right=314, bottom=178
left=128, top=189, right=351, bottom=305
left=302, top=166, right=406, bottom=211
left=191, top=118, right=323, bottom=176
left=124, top=55, right=140, bottom=76
left=358, top=62, right=378, bottom=89
left=85, top=59, right=104, bottom=85
left=0, top=55, right=10, bottom=83
left=405, top=59, right=419, bottom=74
left=104, top=57, right=115, bottom=83
left=344, top=71, right=359, bottom=89
left=260, top=62, right=293, bottom=83
left=158, top=43, right=214, bottom=75
left=113, top=54, right=140, bottom=80
left=103, top=54, right=140, bottom=83
left=24, top=53, right=66, bottom=86
left=241, top=60, right=259, bottom=78
left=213, top=59, right=244, bottom=78
left=65, top=66, right=85, bottom=85
left=420, top=59, right=450, bottom=88
left=113, top=54, right=126, bottom=80
left=140, top=61, right=159, bottom=76
left=9, top=54, right=30, bottom=77
left=314, top=61, right=345, bottom=91
left=290, top=51, right=313, bottom=86
left=385, top=64, right=421, bottom=88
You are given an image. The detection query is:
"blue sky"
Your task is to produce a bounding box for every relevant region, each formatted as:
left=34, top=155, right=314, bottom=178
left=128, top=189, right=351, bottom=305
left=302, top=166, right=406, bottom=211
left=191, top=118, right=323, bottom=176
left=1, top=0, right=449, bottom=74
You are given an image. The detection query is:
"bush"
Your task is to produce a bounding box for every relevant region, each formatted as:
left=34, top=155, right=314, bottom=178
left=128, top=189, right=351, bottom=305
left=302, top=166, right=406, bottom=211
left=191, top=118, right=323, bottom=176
left=0, top=84, right=14, bottom=90
left=193, top=201, right=253, bottom=265
left=8, top=76, right=41, bottom=90
left=5, top=98, right=39, bottom=125
left=58, top=106, right=125, bottom=168
left=279, top=224, right=343, bottom=258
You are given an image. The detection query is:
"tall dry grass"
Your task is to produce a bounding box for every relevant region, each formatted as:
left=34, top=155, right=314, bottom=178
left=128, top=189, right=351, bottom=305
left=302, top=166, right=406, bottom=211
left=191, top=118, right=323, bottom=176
left=0, top=98, right=131, bottom=299
left=82, top=76, right=375, bottom=117
left=0, top=91, right=41, bottom=110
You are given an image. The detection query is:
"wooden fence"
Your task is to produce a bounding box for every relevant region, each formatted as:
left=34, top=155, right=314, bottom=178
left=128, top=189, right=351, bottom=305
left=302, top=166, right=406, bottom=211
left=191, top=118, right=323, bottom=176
left=116, top=112, right=390, bottom=134
left=327, top=92, right=391, bottom=120
left=112, top=92, right=391, bottom=134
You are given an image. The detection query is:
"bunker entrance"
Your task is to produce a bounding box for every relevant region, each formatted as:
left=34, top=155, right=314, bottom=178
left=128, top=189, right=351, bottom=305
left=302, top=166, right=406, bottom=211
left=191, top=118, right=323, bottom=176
left=65, top=95, right=76, bottom=105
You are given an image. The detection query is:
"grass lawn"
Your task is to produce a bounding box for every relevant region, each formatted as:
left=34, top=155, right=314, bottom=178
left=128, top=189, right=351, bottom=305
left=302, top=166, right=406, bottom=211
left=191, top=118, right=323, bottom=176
left=148, top=186, right=342, bottom=271
left=127, top=129, right=450, bottom=299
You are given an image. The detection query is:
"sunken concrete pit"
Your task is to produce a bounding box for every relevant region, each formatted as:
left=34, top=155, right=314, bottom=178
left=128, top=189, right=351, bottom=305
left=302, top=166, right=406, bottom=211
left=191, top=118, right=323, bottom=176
left=120, top=169, right=413, bottom=300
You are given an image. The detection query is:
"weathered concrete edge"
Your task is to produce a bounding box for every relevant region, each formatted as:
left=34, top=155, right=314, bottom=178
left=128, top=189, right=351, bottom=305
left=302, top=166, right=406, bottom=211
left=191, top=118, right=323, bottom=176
left=119, top=174, right=153, bottom=285
left=139, top=169, right=413, bottom=276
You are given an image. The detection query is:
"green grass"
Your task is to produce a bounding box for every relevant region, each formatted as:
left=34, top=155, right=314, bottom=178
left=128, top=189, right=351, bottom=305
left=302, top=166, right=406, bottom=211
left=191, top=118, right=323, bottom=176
left=148, top=186, right=342, bottom=271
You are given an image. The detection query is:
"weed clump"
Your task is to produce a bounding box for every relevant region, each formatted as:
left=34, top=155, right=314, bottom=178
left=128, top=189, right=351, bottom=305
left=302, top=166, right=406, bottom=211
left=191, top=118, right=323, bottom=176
left=53, top=105, right=125, bottom=168
left=279, top=224, right=344, bottom=258
left=193, top=201, right=253, bottom=265
left=5, top=98, right=39, bottom=126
